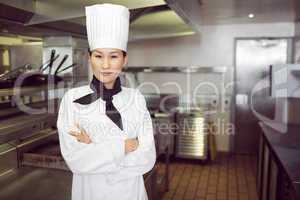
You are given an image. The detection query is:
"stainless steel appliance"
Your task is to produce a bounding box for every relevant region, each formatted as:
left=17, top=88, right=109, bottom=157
left=234, top=38, right=292, bottom=154
left=175, top=110, right=208, bottom=160
left=0, top=85, right=59, bottom=177
left=144, top=93, right=179, bottom=155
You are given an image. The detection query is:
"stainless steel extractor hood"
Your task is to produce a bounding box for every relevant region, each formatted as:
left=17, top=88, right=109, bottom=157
left=0, top=0, right=197, bottom=40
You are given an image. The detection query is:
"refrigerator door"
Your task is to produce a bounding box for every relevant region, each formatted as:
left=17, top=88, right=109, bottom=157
left=233, top=38, right=291, bottom=154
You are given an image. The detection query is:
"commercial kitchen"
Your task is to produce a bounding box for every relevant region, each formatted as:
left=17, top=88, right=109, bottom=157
left=0, top=0, right=299, bottom=200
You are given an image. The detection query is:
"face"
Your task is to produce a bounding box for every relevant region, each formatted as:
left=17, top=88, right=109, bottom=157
left=89, top=48, right=127, bottom=87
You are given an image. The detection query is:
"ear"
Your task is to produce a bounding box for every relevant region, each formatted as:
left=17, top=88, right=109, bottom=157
left=123, top=54, right=128, bottom=67
left=87, top=52, right=91, bottom=61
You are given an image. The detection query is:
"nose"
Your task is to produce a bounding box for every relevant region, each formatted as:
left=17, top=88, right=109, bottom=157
left=102, top=57, right=110, bottom=69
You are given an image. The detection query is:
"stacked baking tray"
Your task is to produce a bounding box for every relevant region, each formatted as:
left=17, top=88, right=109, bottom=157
left=175, top=111, right=207, bottom=160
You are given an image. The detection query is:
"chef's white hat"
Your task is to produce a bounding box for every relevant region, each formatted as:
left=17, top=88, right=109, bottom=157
left=85, top=4, right=130, bottom=52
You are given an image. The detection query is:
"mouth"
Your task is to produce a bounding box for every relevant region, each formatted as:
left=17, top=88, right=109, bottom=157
left=100, top=72, right=114, bottom=76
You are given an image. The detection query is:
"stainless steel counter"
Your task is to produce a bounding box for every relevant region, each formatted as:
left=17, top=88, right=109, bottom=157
left=0, top=133, right=169, bottom=200
left=0, top=166, right=72, bottom=200
left=0, top=89, right=171, bottom=200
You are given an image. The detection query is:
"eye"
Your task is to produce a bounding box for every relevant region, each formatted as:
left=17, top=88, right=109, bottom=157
left=111, top=55, right=119, bottom=59
left=94, top=55, right=102, bottom=58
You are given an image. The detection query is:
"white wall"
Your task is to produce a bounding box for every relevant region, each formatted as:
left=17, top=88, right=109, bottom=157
left=128, top=22, right=294, bottom=67
left=127, top=22, right=295, bottom=152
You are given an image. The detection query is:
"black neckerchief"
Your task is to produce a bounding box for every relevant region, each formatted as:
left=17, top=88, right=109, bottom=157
left=73, top=75, right=123, bottom=130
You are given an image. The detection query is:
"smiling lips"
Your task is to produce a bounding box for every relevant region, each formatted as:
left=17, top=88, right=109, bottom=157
left=101, top=72, right=114, bottom=76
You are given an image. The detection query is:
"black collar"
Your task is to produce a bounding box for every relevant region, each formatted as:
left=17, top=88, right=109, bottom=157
left=73, top=75, right=122, bottom=105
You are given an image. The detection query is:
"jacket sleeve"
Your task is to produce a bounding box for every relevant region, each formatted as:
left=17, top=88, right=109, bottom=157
left=106, top=91, right=156, bottom=184
left=57, top=91, right=126, bottom=175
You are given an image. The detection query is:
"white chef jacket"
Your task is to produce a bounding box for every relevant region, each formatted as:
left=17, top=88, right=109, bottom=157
left=56, top=85, right=156, bottom=200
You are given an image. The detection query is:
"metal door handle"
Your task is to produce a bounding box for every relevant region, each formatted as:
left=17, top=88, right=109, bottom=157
left=236, top=94, right=248, bottom=105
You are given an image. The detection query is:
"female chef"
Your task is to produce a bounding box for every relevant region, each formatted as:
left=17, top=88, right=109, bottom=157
left=56, top=3, right=156, bottom=200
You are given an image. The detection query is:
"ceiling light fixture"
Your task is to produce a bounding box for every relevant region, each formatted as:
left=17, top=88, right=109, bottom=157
left=248, top=13, right=255, bottom=19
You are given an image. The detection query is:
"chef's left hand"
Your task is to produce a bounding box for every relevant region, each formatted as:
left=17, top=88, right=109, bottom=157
left=69, top=123, right=92, bottom=144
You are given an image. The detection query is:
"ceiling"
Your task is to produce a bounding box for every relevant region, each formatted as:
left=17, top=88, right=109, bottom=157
left=199, top=0, right=297, bottom=25
left=0, top=0, right=298, bottom=41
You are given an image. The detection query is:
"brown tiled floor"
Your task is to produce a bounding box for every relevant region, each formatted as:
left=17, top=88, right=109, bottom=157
left=158, top=154, right=258, bottom=200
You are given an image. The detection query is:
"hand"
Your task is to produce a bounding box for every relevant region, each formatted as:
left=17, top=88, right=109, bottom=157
left=69, top=123, right=92, bottom=144
left=125, top=138, right=139, bottom=154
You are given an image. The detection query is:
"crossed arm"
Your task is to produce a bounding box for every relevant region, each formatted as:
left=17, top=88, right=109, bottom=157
left=69, top=123, right=139, bottom=154
left=57, top=90, right=156, bottom=183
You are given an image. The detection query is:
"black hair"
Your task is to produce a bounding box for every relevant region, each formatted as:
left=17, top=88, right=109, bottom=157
left=88, top=48, right=127, bottom=57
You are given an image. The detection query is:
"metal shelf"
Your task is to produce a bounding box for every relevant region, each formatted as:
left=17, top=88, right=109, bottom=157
left=1, top=100, right=59, bottom=118
left=0, top=86, right=47, bottom=97
left=123, top=66, right=227, bottom=73
left=0, top=84, right=67, bottom=97
left=0, top=113, right=57, bottom=144
left=0, top=99, right=59, bottom=119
